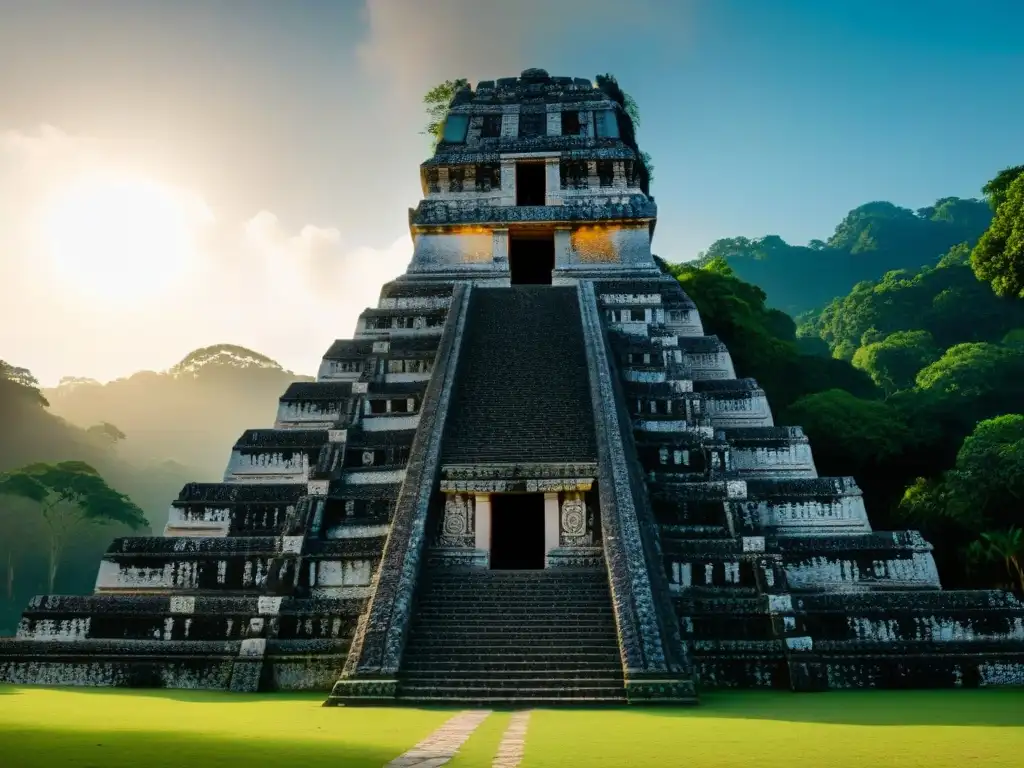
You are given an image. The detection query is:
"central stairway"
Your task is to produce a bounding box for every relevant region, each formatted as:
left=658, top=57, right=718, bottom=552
left=441, top=285, right=597, bottom=465
left=397, top=568, right=626, bottom=705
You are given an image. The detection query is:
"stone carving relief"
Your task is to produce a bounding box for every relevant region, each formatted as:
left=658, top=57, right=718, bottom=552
left=560, top=492, right=592, bottom=547
left=438, top=493, right=475, bottom=548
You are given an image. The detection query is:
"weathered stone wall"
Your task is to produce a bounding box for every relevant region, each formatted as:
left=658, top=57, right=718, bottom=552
left=408, top=232, right=496, bottom=272
left=569, top=225, right=652, bottom=267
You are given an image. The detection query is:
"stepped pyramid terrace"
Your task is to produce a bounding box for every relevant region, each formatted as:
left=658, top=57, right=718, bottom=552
left=2, top=68, right=1023, bottom=705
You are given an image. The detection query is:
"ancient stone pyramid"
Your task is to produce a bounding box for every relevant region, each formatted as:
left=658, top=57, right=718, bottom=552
left=3, top=69, right=1022, bottom=704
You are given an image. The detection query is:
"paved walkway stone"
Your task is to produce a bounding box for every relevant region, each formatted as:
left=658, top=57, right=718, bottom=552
left=385, top=709, right=492, bottom=767
left=492, top=710, right=532, bottom=768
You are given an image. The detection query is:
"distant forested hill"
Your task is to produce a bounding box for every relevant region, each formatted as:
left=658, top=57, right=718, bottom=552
left=0, top=345, right=312, bottom=633
left=44, top=344, right=313, bottom=483
left=697, top=197, right=993, bottom=315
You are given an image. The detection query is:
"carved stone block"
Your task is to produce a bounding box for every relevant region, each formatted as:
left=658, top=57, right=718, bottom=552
left=169, top=597, right=195, bottom=614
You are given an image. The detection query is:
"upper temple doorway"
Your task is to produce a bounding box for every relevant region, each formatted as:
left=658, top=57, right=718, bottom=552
left=490, top=493, right=545, bottom=570
left=516, top=162, right=546, bottom=206
left=509, top=232, right=555, bottom=285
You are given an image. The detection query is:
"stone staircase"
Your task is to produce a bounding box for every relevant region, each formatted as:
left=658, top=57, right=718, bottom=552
left=441, top=285, right=597, bottom=465
left=397, top=568, right=627, bottom=705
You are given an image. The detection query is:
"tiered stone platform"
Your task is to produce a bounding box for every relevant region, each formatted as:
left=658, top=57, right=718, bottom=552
left=593, top=274, right=1024, bottom=689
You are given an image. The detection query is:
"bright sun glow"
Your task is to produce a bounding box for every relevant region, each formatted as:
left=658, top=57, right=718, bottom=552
left=42, top=175, right=211, bottom=302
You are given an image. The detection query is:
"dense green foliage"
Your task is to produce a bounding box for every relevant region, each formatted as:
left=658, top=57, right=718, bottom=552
left=971, top=170, right=1024, bottom=299
left=664, top=258, right=878, bottom=413
left=803, top=244, right=1024, bottom=361
left=851, top=330, right=941, bottom=395
left=0, top=461, right=147, bottom=591
left=702, top=198, right=993, bottom=315
left=982, top=165, right=1024, bottom=211
left=899, top=415, right=1024, bottom=592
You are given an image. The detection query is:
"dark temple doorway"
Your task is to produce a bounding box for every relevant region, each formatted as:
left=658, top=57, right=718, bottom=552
left=509, top=232, right=555, bottom=285
left=490, top=493, right=545, bottom=570
left=516, top=162, right=546, bottom=206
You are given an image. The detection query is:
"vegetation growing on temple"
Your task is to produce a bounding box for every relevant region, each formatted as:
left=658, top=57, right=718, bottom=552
left=422, top=78, right=469, bottom=146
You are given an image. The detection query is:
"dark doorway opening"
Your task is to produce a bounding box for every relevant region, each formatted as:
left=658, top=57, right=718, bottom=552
left=490, top=493, right=545, bottom=570
left=516, top=162, right=546, bottom=206
left=509, top=232, right=555, bottom=285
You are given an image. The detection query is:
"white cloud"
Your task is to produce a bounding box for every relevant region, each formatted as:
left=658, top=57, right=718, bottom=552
left=0, top=125, right=412, bottom=386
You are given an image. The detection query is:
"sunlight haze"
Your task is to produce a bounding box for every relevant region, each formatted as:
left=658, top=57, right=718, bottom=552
left=1, top=0, right=1022, bottom=385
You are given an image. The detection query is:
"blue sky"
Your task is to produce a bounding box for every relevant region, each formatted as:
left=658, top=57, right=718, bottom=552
left=0, top=0, right=1021, bottom=383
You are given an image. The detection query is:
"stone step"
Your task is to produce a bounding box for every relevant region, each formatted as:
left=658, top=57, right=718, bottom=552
left=410, top=617, right=615, bottom=627
left=398, top=684, right=625, bottom=697
left=404, top=641, right=620, bottom=653
left=407, top=636, right=618, bottom=647
left=395, top=695, right=628, bottom=706
left=415, top=596, right=611, bottom=606
left=423, top=570, right=606, bottom=582
left=409, top=623, right=617, bottom=634
left=409, top=618, right=614, bottom=626
left=401, top=671, right=624, bottom=684
left=399, top=681, right=626, bottom=695
left=418, top=587, right=610, bottom=594
left=412, top=605, right=614, bottom=615
left=400, top=565, right=624, bottom=701
left=402, top=662, right=622, bottom=674
left=410, top=625, right=617, bottom=636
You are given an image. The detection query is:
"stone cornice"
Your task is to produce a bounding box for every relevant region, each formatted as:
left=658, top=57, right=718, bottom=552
left=441, top=462, right=598, bottom=480
left=440, top=478, right=594, bottom=494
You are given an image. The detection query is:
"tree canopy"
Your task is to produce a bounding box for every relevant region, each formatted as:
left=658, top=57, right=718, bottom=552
left=971, top=170, right=1024, bottom=299
left=1, top=359, right=48, bottom=408
left=699, top=198, right=993, bottom=315
left=851, top=330, right=941, bottom=396
left=802, top=245, right=1024, bottom=362
left=665, top=259, right=877, bottom=413
left=982, top=165, right=1024, bottom=211
left=0, top=461, right=147, bottom=591
left=899, top=415, right=1024, bottom=593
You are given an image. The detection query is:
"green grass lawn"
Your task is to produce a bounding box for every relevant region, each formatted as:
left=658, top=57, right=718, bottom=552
left=1, top=685, right=1022, bottom=767
left=0, top=686, right=450, bottom=767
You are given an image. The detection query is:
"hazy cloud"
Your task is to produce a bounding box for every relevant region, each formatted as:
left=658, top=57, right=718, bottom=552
left=0, top=124, right=412, bottom=386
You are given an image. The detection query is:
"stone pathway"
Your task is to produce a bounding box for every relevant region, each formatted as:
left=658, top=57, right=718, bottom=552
left=385, top=709, right=492, bottom=767
left=492, top=710, right=531, bottom=768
